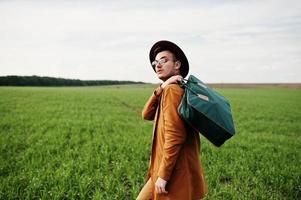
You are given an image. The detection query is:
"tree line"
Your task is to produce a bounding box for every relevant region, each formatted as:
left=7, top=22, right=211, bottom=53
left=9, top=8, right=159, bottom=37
left=0, top=75, right=145, bottom=86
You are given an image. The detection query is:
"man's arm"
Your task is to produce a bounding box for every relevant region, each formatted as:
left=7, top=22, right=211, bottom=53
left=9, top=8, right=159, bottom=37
left=141, top=86, right=163, bottom=120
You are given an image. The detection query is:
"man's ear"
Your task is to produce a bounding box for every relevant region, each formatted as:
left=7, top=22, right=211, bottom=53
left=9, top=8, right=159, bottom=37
left=175, top=61, right=181, bottom=70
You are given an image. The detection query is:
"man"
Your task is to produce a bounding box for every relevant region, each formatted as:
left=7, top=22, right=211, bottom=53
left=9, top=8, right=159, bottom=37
left=137, top=40, right=207, bottom=200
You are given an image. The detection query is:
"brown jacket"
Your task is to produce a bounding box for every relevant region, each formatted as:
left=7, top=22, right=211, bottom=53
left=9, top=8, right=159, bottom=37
left=142, top=84, right=208, bottom=200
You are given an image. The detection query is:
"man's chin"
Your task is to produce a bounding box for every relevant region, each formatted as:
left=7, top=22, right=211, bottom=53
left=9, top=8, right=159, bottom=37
left=157, top=74, right=167, bottom=81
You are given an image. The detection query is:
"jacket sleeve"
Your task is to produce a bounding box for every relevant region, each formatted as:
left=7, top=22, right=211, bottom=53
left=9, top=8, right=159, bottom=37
left=142, top=86, right=163, bottom=120
left=158, top=85, right=187, bottom=181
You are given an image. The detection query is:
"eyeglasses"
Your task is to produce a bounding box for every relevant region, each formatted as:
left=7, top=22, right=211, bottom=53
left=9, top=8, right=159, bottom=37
left=151, top=58, right=170, bottom=70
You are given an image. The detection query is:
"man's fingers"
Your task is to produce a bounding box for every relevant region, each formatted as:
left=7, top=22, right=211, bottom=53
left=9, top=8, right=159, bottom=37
left=162, top=188, right=168, bottom=194
left=156, top=186, right=162, bottom=194
left=175, top=75, right=183, bottom=83
left=155, top=185, right=168, bottom=194
left=156, top=188, right=163, bottom=194
left=155, top=177, right=168, bottom=194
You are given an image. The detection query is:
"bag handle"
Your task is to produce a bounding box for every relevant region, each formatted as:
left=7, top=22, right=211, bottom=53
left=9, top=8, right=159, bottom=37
left=178, top=79, right=210, bottom=102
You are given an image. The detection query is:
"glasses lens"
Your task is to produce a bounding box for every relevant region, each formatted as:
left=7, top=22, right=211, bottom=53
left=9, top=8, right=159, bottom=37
left=159, top=58, right=167, bottom=65
left=151, top=61, right=157, bottom=69
left=151, top=58, right=168, bottom=70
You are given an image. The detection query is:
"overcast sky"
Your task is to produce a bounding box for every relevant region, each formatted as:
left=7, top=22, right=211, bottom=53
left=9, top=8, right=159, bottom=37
left=0, top=0, right=300, bottom=83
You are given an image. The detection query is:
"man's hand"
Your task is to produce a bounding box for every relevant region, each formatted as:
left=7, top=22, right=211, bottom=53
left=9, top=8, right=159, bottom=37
left=155, top=177, right=168, bottom=194
left=161, top=75, right=183, bottom=89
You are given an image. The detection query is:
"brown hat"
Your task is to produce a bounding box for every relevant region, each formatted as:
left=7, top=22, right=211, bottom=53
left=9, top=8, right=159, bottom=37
left=149, top=40, right=189, bottom=78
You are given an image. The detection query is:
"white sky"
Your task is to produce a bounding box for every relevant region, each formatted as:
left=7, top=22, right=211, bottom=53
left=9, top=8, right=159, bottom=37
left=0, top=0, right=300, bottom=83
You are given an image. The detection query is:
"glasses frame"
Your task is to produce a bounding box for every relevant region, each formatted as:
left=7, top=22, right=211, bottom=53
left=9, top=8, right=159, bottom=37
left=151, top=57, right=173, bottom=70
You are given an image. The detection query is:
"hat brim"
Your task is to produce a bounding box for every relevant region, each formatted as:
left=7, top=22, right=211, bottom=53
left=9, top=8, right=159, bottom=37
left=149, top=40, right=189, bottom=78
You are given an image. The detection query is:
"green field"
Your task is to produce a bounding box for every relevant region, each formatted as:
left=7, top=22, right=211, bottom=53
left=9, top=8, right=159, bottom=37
left=0, top=85, right=300, bottom=200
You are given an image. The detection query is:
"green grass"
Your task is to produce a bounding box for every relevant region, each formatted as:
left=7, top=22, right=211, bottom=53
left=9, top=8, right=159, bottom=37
left=0, top=86, right=300, bottom=199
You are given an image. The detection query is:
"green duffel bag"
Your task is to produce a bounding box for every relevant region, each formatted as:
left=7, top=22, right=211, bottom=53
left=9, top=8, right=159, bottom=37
left=178, top=75, right=236, bottom=147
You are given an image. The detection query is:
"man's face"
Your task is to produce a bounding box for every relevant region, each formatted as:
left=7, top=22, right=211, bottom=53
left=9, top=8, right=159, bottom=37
left=153, top=50, right=180, bottom=81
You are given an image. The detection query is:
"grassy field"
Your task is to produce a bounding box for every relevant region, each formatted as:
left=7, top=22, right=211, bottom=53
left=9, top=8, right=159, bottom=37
left=0, top=85, right=300, bottom=199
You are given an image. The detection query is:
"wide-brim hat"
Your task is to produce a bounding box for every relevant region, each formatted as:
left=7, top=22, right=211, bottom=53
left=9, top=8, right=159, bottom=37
left=149, top=40, right=189, bottom=78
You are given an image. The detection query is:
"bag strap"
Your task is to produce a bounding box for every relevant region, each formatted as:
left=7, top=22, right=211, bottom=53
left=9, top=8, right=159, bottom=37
left=178, top=79, right=198, bottom=96
left=178, top=79, right=210, bottom=102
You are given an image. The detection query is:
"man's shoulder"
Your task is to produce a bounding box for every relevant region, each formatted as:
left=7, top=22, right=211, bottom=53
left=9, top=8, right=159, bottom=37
left=164, top=83, right=183, bottom=91
left=161, top=84, right=184, bottom=108
left=163, top=83, right=184, bottom=95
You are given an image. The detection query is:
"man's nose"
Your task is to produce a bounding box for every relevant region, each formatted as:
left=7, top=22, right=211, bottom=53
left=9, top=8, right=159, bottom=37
left=156, top=63, right=163, bottom=69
